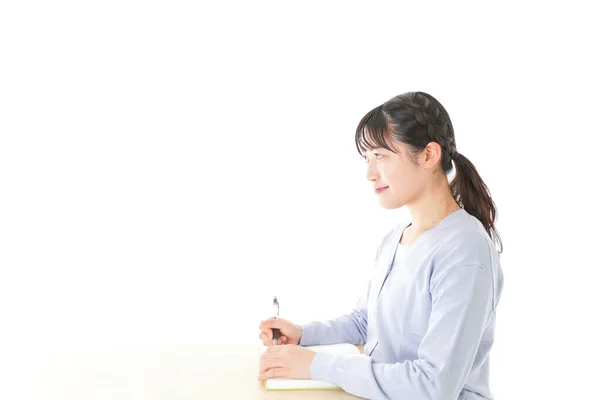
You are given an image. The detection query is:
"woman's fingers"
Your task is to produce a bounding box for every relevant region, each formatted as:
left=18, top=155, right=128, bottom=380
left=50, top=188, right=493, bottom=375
left=260, top=349, right=282, bottom=366
left=259, top=358, right=286, bottom=375
left=261, top=335, right=287, bottom=345
left=258, top=326, right=273, bottom=340
left=259, top=367, right=288, bottom=381
left=259, top=331, right=274, bottom=346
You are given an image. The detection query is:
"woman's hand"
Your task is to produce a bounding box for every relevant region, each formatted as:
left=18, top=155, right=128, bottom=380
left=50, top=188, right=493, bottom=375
left=258, top=317, right=303, bottom=346
left=258, top=344, right=317, bottom=381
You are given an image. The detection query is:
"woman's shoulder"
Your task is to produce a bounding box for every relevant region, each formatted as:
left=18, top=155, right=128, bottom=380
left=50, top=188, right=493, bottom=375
left=430, top=210, right=503, bottom=307
left=430, top=209, right=499, bottom=270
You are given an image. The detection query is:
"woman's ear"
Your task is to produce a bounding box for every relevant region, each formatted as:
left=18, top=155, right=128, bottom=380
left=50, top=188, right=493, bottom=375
left=422, top=142, right=443, bottom=169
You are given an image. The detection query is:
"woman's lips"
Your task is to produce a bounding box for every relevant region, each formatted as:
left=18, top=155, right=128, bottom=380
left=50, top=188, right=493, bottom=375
left=375, top=186, right=389, bottom=194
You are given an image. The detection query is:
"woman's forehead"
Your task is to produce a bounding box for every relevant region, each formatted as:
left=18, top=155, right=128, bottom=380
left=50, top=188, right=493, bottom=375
left=363, top=131, right=396, bottom=151
left=367, top=139, right=405, bottom=154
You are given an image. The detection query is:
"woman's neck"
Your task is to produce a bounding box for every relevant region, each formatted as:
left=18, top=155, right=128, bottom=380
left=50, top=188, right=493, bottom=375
left=406, top=184, right=460, bottom=233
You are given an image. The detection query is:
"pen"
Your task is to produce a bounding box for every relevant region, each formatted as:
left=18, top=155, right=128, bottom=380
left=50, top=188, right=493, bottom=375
left=272, top=296, right=280, bottom=345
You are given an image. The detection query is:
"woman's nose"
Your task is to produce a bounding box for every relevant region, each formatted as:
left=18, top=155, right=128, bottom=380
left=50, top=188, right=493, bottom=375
left=366, top=163, right=379, bottom=182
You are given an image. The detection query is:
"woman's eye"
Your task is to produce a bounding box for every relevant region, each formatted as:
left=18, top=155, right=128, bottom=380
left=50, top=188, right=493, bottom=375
left=364, top=153, right=383, bottom=162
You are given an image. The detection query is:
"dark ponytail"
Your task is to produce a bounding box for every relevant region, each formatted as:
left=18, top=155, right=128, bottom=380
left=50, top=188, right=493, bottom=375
left=452, top=152, right=503, bottom=253
left=355, top=91, right=503, bottom=253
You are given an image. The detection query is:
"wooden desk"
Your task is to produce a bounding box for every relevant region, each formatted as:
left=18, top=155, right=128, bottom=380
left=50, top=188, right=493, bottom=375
left=15, top=344, right=364, bottom=399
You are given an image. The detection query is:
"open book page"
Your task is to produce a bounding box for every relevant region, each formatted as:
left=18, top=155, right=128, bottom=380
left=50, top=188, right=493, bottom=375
left=259, top=343, right=361, bottom=391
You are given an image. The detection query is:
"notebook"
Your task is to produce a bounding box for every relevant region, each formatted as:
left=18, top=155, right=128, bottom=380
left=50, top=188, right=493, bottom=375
left=259, top=343, right=361, bottom=391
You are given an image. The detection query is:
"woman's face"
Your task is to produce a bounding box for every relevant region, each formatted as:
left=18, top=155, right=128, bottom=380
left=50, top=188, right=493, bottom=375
left=364, top=141, right=428, bottom=210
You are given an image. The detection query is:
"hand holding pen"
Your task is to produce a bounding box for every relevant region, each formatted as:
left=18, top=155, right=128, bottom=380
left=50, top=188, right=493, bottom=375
left=258, top=296, right=303, bottom=346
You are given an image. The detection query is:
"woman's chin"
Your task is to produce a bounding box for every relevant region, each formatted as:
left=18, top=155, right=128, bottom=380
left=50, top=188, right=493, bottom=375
left=376, top=191, right=406, bottom=209
left=378, top=198, right=402, bottom=210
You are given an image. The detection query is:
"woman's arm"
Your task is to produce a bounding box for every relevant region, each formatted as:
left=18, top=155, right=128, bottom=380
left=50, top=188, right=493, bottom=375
left=309, top=264, right=493, bottom=400
left=298, top=301, right=369, bottom=346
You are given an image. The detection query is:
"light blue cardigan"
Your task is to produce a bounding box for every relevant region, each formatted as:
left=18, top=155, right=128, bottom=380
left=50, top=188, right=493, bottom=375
left=299, top=209, right=504, bottom=400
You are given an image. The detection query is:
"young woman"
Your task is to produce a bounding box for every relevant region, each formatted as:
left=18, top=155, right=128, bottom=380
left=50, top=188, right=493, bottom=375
left=258, top=91, right=504, bottom=400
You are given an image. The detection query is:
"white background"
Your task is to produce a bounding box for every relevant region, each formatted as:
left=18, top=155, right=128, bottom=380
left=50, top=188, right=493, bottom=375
left=1, top=1, right=599, bottom=398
